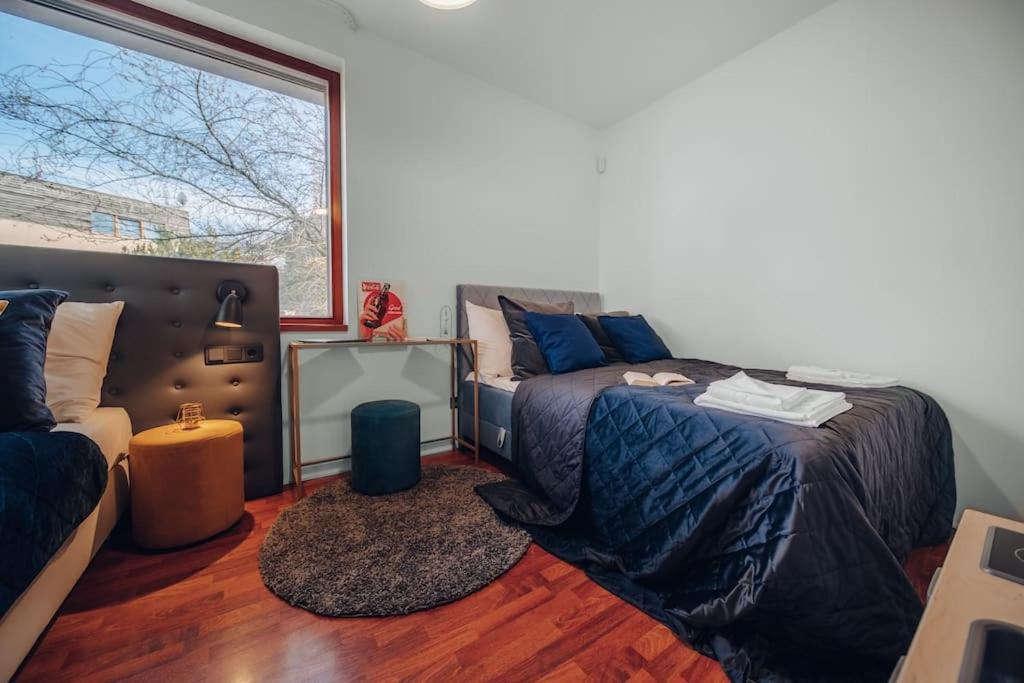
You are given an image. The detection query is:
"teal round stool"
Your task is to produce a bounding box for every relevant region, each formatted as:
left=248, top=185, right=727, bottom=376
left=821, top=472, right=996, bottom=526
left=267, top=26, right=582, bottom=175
left=351, top=400, right=421, bottom=495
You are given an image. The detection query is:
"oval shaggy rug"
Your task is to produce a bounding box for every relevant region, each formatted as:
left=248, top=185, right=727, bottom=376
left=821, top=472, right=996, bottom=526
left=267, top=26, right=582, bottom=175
left=259, top=466, right=531, bottom=616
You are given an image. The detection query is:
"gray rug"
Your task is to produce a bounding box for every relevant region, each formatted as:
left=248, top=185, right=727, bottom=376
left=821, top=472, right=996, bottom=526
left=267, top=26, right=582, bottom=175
left=258, top=466, right=531, bottom=616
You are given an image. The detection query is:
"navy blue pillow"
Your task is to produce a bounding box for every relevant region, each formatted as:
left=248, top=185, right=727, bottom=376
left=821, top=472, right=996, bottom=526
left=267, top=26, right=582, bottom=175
left=524, top=312, right=606, bottom=375
left=0, top=289, right=68, bottom=432
left=598, top=314, right=672, bottom=364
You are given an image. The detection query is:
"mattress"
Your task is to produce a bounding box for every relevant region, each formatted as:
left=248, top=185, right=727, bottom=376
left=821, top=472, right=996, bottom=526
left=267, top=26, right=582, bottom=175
left=53, top=407, right=132, bottom=470
left=465, top=372, right=518, bottom=393
left=459, top=380, right=514, bottom=460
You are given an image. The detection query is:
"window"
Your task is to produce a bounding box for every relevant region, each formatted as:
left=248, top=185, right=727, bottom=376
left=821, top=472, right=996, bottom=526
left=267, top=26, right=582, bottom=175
left=91, top=211, right=115, bottom=235
left=0, top=0, right=344, bottom=329
left=118, top=218, right=141, bottom=238
left=142, top=220, right=163, bottom=240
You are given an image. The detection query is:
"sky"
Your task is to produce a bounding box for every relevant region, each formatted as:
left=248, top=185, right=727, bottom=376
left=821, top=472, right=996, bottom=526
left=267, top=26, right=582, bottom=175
left=0, top=9, right=326, bottom=203
left=0, top=11, right=150, bottom=188
left=0, top=11, right=94, bottom=70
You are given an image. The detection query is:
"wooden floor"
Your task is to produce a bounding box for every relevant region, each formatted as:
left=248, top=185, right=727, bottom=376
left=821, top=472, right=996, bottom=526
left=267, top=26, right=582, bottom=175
left=17, top=452, right=948, bottom=683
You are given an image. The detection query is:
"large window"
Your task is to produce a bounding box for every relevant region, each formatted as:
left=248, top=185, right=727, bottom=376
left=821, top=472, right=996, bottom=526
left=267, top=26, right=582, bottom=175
left=0, top=0, right=344, bottom=329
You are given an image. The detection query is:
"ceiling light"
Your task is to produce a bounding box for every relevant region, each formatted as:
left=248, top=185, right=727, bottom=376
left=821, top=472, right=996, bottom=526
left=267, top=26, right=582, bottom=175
left=418, top=0, right=477, bottom=9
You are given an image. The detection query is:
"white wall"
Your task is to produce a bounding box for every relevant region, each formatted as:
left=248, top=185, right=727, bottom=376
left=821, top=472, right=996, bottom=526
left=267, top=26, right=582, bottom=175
left=599, top=0, right=1024, bottom=519
left=150, top=0, right=600, bottom=480
left=140, top=0, right=1024, bottom=519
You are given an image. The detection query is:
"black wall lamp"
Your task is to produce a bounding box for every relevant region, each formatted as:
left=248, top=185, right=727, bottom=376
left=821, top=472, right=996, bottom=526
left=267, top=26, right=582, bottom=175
left=215, top=280, right=247, bottom=328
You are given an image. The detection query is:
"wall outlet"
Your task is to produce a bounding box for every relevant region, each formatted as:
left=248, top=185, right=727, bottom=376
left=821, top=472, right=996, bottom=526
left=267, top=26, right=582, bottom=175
left=205, top=343, right=263, bottom=365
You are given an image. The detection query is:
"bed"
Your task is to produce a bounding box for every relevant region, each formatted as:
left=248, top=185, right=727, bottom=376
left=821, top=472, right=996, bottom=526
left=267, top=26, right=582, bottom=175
left=0, top=409, right=132, bottom=680
left=0, top=245, right=283, bottom=682
left=456, top=284, right=604, bottom=460
left=458, top=285, right=956, bottom=683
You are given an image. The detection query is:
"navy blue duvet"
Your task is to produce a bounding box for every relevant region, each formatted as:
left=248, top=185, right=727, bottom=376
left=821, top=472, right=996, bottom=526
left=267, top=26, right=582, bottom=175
left=477, top=358, right=955, bottom=682
left=0, top=431, right=108, bottom=616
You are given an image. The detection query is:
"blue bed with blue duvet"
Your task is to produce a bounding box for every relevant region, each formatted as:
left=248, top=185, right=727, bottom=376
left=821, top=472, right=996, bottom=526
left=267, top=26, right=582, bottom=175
left=476, top=357, right=955, bottom=683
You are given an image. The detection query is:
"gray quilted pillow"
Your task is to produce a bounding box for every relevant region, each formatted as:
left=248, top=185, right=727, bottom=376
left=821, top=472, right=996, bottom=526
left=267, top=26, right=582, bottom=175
left=498, top=295, right=574, bottom=380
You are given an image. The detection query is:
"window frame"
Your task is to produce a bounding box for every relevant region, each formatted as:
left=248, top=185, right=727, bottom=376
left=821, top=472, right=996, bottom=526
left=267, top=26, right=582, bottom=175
left=78, top=0, right=346, bottom=331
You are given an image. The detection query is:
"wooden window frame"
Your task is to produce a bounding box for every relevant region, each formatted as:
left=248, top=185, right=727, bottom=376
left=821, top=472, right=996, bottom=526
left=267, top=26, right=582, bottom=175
left=83, top=0, right=346, bottom=331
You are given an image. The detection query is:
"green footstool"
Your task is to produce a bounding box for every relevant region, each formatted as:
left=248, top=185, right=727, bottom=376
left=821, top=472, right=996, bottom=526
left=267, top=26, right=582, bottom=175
left=351, top=400, right=421, bottom=495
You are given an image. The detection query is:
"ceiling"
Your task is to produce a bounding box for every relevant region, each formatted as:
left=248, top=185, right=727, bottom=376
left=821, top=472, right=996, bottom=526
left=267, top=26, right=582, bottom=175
left=334, top=0, right=834, bottom=129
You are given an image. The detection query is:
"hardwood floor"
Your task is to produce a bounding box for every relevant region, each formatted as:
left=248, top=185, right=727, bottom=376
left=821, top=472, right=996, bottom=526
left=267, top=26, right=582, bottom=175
left=17, top=452, right=948, bottom=682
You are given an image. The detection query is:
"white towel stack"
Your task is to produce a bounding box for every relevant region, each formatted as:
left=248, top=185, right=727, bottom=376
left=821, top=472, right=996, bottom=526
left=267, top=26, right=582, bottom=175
left=786, top=365, right=898, bottom=389
left=694, top=371, right=851, bottom=427
left=706, top=371, right=807, bottom=410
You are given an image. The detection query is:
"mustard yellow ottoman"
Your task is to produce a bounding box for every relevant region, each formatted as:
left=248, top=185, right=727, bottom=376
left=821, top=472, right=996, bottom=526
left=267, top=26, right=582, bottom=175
left=129, top=420, right=244, bottom=549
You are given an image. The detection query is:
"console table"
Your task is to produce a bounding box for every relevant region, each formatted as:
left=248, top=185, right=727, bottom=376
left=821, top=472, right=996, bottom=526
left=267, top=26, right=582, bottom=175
left=287, top=338, right=480, bottom=498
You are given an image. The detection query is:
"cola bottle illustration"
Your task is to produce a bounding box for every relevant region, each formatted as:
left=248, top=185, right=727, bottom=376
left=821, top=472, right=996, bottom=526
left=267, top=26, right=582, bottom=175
left=364, top=283, right=391, bottom=329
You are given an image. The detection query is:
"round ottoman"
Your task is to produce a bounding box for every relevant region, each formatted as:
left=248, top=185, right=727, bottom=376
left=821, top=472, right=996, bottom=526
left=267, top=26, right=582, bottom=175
left=351, top=400, right=421, bottom=495
left=129, top=419, right=244, bottom=549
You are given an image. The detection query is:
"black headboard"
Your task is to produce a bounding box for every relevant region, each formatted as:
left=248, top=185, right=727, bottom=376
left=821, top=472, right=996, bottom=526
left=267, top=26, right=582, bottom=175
left=0, top=245, right=282, bottom=499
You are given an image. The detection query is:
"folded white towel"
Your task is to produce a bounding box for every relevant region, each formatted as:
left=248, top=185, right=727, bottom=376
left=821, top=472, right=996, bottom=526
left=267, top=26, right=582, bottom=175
left=694, top=386, right=851, bottom=427
left=787, top=365, right=898, bottom=388
left=707, top=371, right=807, bottom=411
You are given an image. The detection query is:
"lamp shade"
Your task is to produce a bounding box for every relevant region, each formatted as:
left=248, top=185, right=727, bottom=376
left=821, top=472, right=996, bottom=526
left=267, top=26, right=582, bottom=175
left=215, top=290, right=243, bottom=328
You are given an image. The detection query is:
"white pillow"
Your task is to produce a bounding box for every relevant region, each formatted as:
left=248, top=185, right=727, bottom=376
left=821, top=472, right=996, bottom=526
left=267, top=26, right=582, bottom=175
left=45, top=301, right=125, bottom=423
left=465, top=300, right=513, bottom=378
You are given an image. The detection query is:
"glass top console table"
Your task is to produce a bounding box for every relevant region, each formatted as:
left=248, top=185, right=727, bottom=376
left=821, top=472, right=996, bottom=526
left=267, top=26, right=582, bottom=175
left=286, top=338, right=480, bottom=499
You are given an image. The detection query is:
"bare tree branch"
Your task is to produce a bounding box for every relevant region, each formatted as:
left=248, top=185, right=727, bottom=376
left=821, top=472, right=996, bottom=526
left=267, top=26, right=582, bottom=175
left=0, top=47, right=331, bottom=316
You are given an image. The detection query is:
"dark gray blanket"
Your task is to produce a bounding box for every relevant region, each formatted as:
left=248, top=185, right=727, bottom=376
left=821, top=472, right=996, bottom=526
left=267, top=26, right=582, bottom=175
left=0, top=431, right=108, bottom=616
left=477, top=358, right=955, bottom=682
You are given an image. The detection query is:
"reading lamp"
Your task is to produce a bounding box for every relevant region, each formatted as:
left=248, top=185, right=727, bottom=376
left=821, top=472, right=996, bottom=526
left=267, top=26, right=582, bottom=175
left=215, top=280, right=247, bottom=328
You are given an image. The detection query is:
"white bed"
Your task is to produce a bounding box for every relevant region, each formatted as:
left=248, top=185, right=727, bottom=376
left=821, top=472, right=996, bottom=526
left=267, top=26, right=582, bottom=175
left=0, top=408, right=132, bottom=683
left=53, top=407, right=133, bottom=470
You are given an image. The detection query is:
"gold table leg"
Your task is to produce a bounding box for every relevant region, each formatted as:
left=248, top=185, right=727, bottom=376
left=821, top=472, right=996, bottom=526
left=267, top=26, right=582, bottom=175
left=288, top=345, right=305, bottom=500
left=472, top=340, right=480, bottom=464
left=450, top=343, right=458, bottom=452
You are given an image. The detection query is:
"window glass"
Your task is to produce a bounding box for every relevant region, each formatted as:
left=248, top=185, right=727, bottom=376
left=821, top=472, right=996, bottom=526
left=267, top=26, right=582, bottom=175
left=91, top=212, right=115, bottom=235
left=119, top=218, right=141, bottom=238
left=142, top=221, right=163, bottom=240
left=0, top=3, right=338, bottom=321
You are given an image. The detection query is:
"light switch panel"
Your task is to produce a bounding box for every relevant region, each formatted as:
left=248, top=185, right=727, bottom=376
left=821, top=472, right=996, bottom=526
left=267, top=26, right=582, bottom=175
left=205, top=343, right=263, bottom=365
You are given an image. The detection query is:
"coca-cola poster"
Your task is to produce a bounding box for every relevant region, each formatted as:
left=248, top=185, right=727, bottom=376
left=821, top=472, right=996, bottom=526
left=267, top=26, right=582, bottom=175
left=358, top=280, right=407, bottom=341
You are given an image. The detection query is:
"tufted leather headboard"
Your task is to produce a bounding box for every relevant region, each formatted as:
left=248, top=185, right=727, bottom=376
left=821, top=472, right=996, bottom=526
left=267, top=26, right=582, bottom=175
left=455, top=283, right=603, bottom=384
left=0, top=245, right=283, bottom=499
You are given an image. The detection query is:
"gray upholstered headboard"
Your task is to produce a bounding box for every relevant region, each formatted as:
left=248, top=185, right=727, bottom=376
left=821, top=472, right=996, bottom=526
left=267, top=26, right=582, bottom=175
left=455, top=283, right=602, bottom=387
left=0, top=245, right=283, bottom=499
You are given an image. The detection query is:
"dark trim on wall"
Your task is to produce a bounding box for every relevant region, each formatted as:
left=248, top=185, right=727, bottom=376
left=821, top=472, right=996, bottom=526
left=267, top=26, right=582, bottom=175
left=82, top=0, right=347, bottom=332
